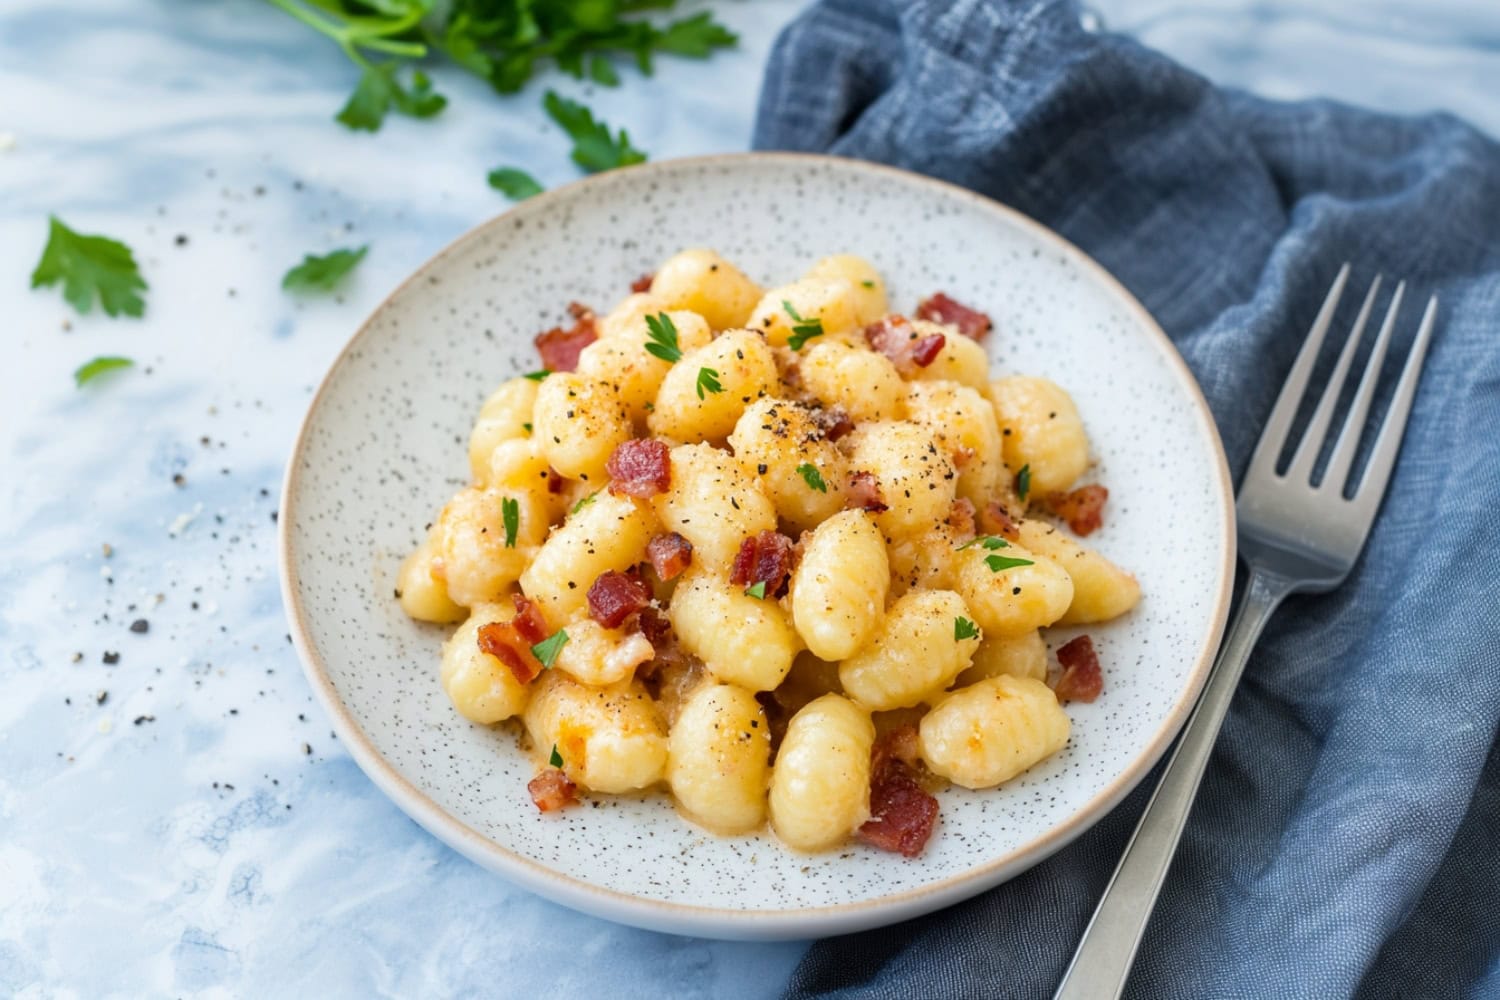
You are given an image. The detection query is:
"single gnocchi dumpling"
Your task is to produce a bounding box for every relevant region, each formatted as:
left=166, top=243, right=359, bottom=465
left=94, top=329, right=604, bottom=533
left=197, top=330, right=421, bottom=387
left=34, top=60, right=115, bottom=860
left=1016, top=520, right=1141, bottom=625
left=845, top=421, right=957, bottom=538
left=532, top=372, right=633, bottom=484
left=649, top=328, right=779, bottom=443
left=919, top=675, right=1070, bottom=788
left=746, top=277, right=861, bottom=348
left=769, top=694, right=875, bottom=851
left=667, top=682, right=771, bottom=833
left=435, top=486, right=544, bottom=607
left=440, top=603, right=532, bottom=723
left=903, top=380, right=1005, bottom=506
left=650, top=249, right=763, bottom=331
left=789, top=509, right=889, bottom=661
left=468, top=376, right=540, bottom=485
left=398, top=532, right=466, bottom=624
left=728, top=398, right=849, bottom=531
left=798, top=339, right=905, bottom=422
left=524, top=671, right=668, bottom=794
left=991, top=375, right=1090, bottom=496
left=668, top=570, right=800, bottom=692
left=951, top=537, right=1074, bottom=636
left=551, top=617, right=656, bottom=687
left=838, top=589, right=978, bottom=710
left=519, top=490, right=658, bottom=623
left=886, top=522, right=961, bottom=598
left=653, top=442, right=777, bottom=573
left=959, top=629, right=1048, bottom=685
left=803, top=254, right=888, bottom=326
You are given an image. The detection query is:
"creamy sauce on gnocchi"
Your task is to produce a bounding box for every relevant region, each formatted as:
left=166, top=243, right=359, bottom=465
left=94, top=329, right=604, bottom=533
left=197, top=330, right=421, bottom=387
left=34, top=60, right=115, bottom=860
left=395, top=249, right=1141, bottom=856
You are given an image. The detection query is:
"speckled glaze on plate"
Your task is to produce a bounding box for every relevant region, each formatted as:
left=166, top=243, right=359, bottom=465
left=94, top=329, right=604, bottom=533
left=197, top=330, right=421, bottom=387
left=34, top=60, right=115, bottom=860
left=279, top=153, right=1235, bottom=941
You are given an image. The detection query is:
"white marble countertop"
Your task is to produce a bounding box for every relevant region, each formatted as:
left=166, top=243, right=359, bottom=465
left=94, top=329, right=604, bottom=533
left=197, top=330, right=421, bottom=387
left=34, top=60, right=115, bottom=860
left=2, top=1, right=1495, bottom=997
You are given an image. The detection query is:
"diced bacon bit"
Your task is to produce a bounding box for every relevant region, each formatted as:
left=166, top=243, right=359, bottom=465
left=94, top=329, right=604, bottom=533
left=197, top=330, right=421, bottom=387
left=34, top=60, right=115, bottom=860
left=859, top=726, right=938, bottom=857
left=847, top=471, right=889, bottom=513
left=511, top=593, right=550, bottom=645
left=527, top=768, right=578, bottom=813
left=587, top=570, right=652, bottom=629
left=910, top=333, right=947, bottom=367
left=729, top=530, right=795, bottom=595
left=630, top=273, right=654, bottom=294
left=533, top=302, right=598, bottom=373
left=646, top=532, right=694, bottom=581
left=947, top=497, right=977, bottom=541
left=915, top=292, right=992, bottom=341
left=1041, top=484, right=1109, bottom=537
left=606, top=439, right=672, bottom=498
left=814, top=406, right=855, bottom=442
left=628, top=605, right=673, bottom=649
left=1054, top=635, right=1104, bottom=703
left=477, top=620, right=544, bottom=684
left=978, top=501, right=1021, bottom=542
left=546, top=469, right=565, bottom=494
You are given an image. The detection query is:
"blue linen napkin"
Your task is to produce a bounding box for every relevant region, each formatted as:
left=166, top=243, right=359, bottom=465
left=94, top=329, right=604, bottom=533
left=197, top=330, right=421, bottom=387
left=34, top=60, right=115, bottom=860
left=753, top=1, right=1500, bottom=996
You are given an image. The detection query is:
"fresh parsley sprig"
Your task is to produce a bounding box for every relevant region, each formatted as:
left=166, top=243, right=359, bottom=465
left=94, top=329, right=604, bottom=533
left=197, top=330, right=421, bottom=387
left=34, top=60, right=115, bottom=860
left=74, top=356, right=135, bottom=388
left=954, top=617, right=980, bottom=641
left=282, top=245, right=368, bottom=293
left=783, top=301, right=824, bottom=351
left=501, top=497, right=520, bottom=548
left=957, top=535, right=1035, bottom=572
left=488, top=167, right=544, bottom=202
left=544, top=91, right=647, bottom=173
left=531, top=629, right=569, bottom=668
left=695, top=367, right=723, bottom=400
left=1016, top=463, right=1032, bottom=501
left=744, top=581, right=767, bottom=600
left=644, top=312, right=682, bottom=363
left=796, top=463, right=827, bottom=493
left=31, top=216, right=148, bottom=318
left=549, top=744, right=565, bottom=768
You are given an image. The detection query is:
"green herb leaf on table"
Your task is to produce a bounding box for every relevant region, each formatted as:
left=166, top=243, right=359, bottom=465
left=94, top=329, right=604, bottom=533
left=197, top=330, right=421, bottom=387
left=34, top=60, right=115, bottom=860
left=796, top=463, right=827, bottom=493
left=985, top=554, right=1035, bottom=573
left=336, top=63, right=446, bottom=131
left=652, top=12, right=738, bottom=58
left=501, top=497, right=520, bottom=548
left=543, top=90, right=647, bottom=173
left=954, top=616, right=980, bottom=641
left=1016, top=463, right=1032, bottom=501
left=549, top=744, right=564, bottom=768
left=488, top=167, right=544, bottom=201
left=532, top=630, right=569, bottom=668
left=74, top=356, right=134, bottom=388
left=743, top=581, right=767, bottom=600
left=31, top=216, right=148, bottom=318
left=695, top=367, right=723, bottom=400
left=588, top=55, right=620, bottom=87
left=644, top=312, right=682, bottom=363
left=282, top=245, right=369, bottom=293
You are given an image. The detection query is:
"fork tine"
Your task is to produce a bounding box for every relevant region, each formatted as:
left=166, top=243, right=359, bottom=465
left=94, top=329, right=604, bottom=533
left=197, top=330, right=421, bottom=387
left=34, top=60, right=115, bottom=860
left=1351, top=295, right=1438, bottom=510
left=1287, top=276, right=1381, bottom=484
left=1322, top=282, right=1404, bottom=494
left=1247, top=264, right=1350, bottom=479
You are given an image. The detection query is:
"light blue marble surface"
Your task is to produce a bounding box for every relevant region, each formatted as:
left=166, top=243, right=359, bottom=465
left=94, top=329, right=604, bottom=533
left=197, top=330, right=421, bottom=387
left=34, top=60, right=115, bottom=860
left=2, top=2, right=1495, bottom=997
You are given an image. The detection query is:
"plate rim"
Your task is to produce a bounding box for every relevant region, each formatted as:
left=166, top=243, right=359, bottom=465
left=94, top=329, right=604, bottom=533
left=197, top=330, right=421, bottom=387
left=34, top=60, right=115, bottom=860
left=277, top=151, right=1236, bottom=940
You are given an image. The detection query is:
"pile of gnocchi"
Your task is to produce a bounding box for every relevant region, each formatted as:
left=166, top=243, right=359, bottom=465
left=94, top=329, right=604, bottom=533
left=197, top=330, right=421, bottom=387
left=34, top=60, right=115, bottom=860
left=396, top=249, right=1141, bottom=856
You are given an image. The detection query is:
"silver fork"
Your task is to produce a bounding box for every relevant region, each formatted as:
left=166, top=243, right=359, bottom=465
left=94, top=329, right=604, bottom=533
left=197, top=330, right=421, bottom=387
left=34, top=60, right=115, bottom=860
left=1053, top=266, right=1439, bottom=1000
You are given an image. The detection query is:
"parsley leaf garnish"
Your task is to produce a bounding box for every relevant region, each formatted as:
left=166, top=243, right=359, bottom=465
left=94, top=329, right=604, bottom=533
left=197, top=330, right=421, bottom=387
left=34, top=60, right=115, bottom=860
left=957, top=535, right=1011, bottom=551
left=782, top=300, right=824, bottom=351
left=549, top=743, right=564, bottom=768
left=572, top=491, right=598, bottom=514
left=954, top=617, right=980, bottom=641
left=282, top=245, right=368, bottom=293
left=695, top=367, right=723, bottom=400
left=744, top=581, right=768, bottom=600
left=861, top=280, right=875, bottom=289
left=31, top=216, right=148, bottom=318
left=523, top=370, right=551, bottom=381
left=501, top=497, right=520, bottom=548
left=336, top=63, right=446, bottom=132
left=796, top=463, right=827, bottom=493
left=985, top=554, right=1035, bottom=572
left=653, top=12, right=738, bottom=57
left=1016, top=464, right=1032, bottom=501
left=532, top=629, right=569, bottom=668
left=74, top=356, right=134, bottom=387
left=522, top=422, right=533, bottom=433
left=488, top=167, right=544, bottom=201
left=543, top=91, right=647, bottom=173
left=644, top=312, right=682, bottom=363
left=588, top=56, right=620, bottom=87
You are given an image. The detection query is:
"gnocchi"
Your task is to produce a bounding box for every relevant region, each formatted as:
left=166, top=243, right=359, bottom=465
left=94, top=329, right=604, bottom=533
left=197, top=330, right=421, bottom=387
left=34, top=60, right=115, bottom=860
left=399, top=250, right=1141, bottom=856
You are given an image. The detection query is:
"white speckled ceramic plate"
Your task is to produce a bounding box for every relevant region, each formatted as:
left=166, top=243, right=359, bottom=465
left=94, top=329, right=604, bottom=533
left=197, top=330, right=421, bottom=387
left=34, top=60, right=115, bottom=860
left=279, top=153, right=1234, bottom=941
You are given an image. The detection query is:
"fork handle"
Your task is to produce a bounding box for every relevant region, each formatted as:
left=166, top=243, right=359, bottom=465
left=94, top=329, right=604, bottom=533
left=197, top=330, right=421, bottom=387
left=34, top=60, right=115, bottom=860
left=1052, top=569, right=1293, bottom=1000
